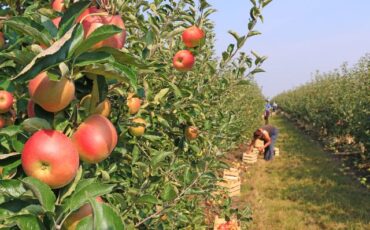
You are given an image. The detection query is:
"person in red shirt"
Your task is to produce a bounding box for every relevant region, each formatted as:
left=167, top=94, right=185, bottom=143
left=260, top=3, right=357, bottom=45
left=247, top=125, right=278, bottom=161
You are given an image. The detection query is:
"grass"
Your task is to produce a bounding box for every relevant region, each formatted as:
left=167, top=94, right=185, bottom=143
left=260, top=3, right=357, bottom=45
left=239, top=115, right=370, bottom=230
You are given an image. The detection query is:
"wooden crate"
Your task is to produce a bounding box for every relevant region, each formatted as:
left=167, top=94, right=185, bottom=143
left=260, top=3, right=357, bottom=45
left=243, top=148, right=258, bottom=164
left=223, top=168, right=240, bottom=181
left=213, top=215, right=241, bottom=230
left=274, top=147, right=280, bottom=156
left=255, top=139, right=264, bottom=148
left=214, top=182, right=241, bottom=197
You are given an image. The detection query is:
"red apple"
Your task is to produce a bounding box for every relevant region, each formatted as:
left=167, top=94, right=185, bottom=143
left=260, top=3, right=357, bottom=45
left=185, top=126, right=198, bottom=140
left=182, top=26, right=205, bottom=48
left=129, top=118, right=146, bottom=137
left=0, top=32, right=4, bottom=48
left=0, top=90, right=14, bottom=114
left=0, top=117, right=5, bottom=128
left=29, top=72, right=75, bottom=112
left=21, top=130, right=79, bottom=189
left=27, top=100, right=36, bottom=118
left=77, top=7, right=126, bottom=49
left=63, top=197, right=103, bottom=230
left=51, top=0, right=65, bottom=12
left=52, top=16, right=62, bottom=28
left=127, top=97, right=141, bottom=114
left=72, top=115, right=117, bottom=163
left=217, top=221, right=238, bottom=230
left=173, top=50, right=195, bottom=71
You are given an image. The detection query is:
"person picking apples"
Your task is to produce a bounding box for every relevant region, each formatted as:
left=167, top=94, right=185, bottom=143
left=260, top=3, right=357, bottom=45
left=247, top=124, right=278, bottom=161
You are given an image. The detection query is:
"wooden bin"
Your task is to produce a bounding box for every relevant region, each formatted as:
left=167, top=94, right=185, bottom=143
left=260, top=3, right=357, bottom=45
left=274, top=147, right=280, bottom=156
left=216, top=168, right=241, bottom=197
left=223, top=168, right=240, bottom=181
left=213, top=215, right=241, bottom=230
left=243, top=148, right=258, bottom=164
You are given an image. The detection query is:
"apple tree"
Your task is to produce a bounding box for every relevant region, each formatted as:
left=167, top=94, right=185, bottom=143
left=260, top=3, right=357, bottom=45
left=0, top=0, right=271, bottom=229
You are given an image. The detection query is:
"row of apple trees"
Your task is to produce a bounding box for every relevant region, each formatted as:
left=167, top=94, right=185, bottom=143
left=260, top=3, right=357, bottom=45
left=273, top=54, right=370, bottom=187
left=0, top=0, right=269, bottom=229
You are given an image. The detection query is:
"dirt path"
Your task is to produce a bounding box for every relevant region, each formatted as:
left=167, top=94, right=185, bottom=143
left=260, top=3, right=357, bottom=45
left=239, top=115, right=370, bottom=230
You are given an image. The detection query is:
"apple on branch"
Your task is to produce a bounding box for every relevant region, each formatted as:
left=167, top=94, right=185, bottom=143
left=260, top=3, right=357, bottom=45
left=173, top=50, right=195, bottom=72
left=21, top=130, right=80, bottom=189
left=0, top=90, right=14, bottom=114
left=182, top=26, right=205, bottom=48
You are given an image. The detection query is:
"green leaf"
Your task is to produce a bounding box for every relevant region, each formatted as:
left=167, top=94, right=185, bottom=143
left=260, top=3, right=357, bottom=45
left=143, top=135, right=162, bottom=142
left=228, top=30, right=240, bottom=42
left=22, top=177, right=56, bottom=213
left=153, top=88, right=169, bottom=104
left=90, top=199, right=124, bottom=229
left=0, top=125, right=21, bottom=137
left=0, top=180, right=26, bottom=197
left=263, top=0, right=273, bottom=7
left=59, top=166, right=83, bottom=202
left=83, top=62, right=137, bottom=92
left=74, top=25, right=123, bottom=56
left=63, top=183, right=114, bottom=213
left=168, top=82, right=182, bottom=98
left=10, top=214, right=45, bottom=230
left=151, top=151, right=172, bottom=167
left=76, top=216, right=93, bottom=230
left=74, top=52, right=114, bottom=67
left=184, top=167, right=196, bottom=185
left=96, top=47, right=149, bottom=68
left=21, top=118, right=51, bottom=133
left=58, top=1, right=91, bottom=38
left=247, top=30, right=261, bottom=38
left=132, top=145, right=139, bottom=164
left=137, top=194, right=159, bottom=205
left=13, top=24, right=84, bottom=81
left=0, top=152, right=21, bottom=160
left=250, top=68, right=265, bottom=75
left=161, top=183, right=177, bottom=201
left=4, top=17, right=53, bottom=47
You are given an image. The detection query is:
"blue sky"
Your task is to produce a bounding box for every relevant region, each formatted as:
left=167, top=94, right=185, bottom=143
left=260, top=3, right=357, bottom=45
left=207, top=0, right=370, bottom=98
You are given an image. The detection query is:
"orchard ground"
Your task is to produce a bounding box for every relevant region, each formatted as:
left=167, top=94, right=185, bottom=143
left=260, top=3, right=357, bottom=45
left=232, top=115, right=370, bottom=229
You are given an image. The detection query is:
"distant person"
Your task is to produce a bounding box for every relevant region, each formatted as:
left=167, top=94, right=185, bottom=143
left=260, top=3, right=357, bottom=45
left=264, top=100, right=272, bottom=124
left=247, top=125, right=278, bottom=161
left=272, top=101, right=278, bottom=112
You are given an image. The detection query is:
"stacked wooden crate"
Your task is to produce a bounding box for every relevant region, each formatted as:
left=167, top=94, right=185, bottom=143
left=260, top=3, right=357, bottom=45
left=274, top=147, right=280, bottom=156
left=243, top=139, right=264, bottom=164
left=217, top=168, right=241, bottom=197
left=243, top=148, right=258, bottom=164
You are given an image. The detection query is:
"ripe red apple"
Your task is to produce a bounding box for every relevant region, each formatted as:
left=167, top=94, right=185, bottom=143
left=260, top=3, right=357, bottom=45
left=0, top=90, right=14, bottom=114
left=52, top=16, right=61, bottom=28
left=27, top=100, right=36, bottom=118
left=0, top=117, right=5, bottom=128
left=127, top=97, right=141, bottom=114
left=129, top=118, right=146, bottom=137
left=51, top=0, right=65, bottom=12
left=217, top=221, right=238, bottom=230
left=29, top=72, right=75, bottom=112
left=185, top=126, right=198, bottom=140
left=173, top=50, right=195, bottom=71
left=77, top=7, right=126, bottom=49
left=182, top=26, right=205, bottom=48
left=21, top=130, right=79, bottom=189
left=63, top=196, right=103, bottom=230
left=72, top=115, right=117, bottom=163
left=0, top=32, right=4, bottom=48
